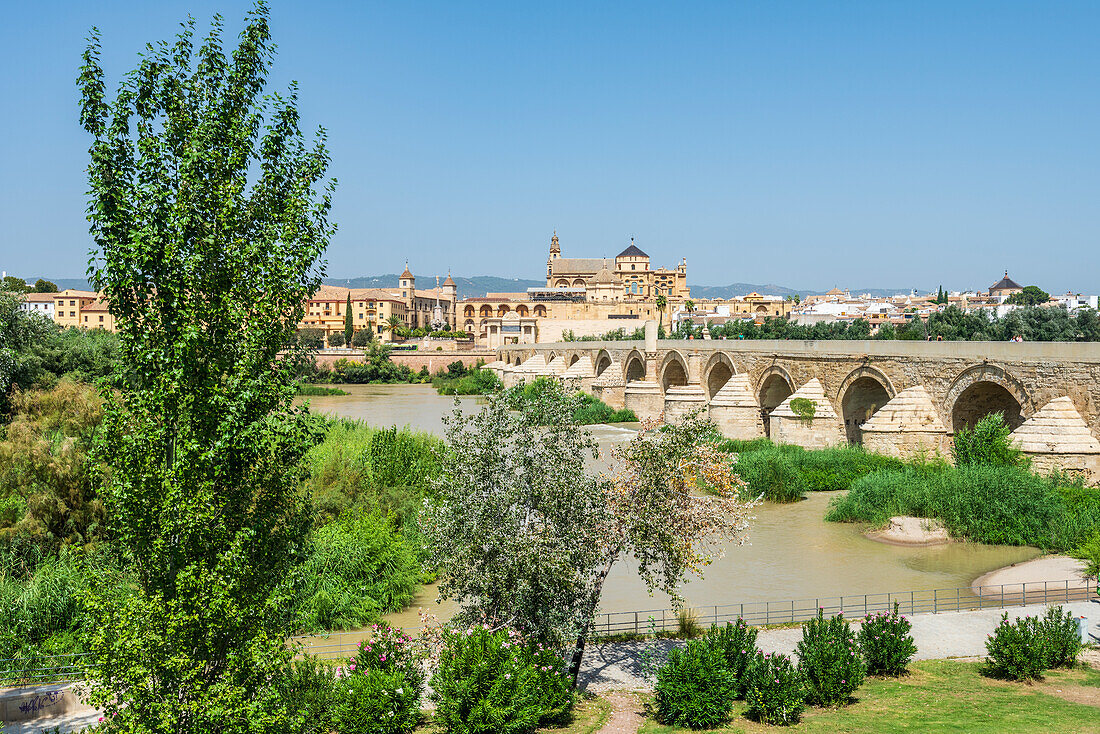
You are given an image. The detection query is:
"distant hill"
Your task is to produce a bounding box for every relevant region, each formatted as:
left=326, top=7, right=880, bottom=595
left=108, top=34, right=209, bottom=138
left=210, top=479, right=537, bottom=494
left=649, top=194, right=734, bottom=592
left=323, top=274, right=545, bottom=299
left=33, top=274, right=919, bottom=301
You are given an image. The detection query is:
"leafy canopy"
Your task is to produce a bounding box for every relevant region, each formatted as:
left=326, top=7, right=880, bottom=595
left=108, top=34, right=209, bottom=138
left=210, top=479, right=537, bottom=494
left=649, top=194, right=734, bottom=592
left=77, top=3, right=334, bottom=730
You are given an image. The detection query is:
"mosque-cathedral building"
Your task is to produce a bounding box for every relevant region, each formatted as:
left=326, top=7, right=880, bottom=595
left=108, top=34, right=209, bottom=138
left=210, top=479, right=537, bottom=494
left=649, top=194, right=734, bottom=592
left=461, top=233, right=692, bottom=346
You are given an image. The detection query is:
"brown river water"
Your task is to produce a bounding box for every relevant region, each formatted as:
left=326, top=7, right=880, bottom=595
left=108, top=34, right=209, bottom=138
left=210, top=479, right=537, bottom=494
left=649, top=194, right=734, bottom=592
left=297, top=384, right=1038, bottom=645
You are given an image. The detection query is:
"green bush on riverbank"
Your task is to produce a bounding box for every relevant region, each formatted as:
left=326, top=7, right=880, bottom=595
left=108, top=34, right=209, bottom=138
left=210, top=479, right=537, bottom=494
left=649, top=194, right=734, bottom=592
left=826, top=465, right=1100, bottom=551
left=506, top=378, right=637, bottom=425
left=715, top=439, right=907, bottom=502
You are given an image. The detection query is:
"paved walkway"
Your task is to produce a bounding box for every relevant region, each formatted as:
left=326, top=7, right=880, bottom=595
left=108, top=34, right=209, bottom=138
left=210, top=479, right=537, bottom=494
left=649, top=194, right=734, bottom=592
left=577, top=599, right=1100, bottom=691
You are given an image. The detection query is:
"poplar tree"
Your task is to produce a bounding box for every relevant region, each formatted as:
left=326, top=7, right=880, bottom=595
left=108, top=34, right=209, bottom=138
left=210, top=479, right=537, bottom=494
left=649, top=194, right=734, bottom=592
left=78, top=3, right=335, bottom=730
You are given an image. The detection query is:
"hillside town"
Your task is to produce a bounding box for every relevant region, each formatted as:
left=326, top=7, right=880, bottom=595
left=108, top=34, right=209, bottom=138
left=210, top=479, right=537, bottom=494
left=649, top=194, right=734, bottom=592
left=7, top=240, right=1097, bottom=348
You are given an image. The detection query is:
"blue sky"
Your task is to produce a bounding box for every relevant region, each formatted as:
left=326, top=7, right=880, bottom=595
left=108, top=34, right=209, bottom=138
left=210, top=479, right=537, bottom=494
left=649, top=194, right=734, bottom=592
left=1, top=1, right=1098, bottom=293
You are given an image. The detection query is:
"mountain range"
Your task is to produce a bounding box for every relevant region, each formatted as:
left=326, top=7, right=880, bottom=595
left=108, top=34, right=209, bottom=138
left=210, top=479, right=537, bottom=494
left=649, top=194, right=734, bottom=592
left=30, top=275, right=918, bottom=300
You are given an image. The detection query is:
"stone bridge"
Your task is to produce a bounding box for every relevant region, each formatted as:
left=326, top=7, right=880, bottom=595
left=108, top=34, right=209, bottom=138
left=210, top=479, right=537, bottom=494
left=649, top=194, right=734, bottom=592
left=491, top=322, right=1100, bottom=481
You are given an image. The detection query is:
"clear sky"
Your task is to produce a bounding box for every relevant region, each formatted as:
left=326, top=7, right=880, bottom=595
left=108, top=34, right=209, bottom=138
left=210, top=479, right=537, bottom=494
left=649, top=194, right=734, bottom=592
left=2, top=1, right=1098, bottom=293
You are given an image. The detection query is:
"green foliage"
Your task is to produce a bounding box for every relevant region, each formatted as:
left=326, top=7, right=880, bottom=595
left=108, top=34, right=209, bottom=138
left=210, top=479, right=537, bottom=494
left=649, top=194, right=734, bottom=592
left=277, top=657, right=337, bottom=734
left=984, top=613, right=1048, bottom=681
left=344, top=294, right=354, bottom=347
left=0, top=291, right=57, bottom=415
left=1039, top=606, right=1082, bottom=669
left=721, top=441, right=904, bottom=501
left=2, top=276, right=28, bottom=293
left=296, top=384, right=348, bottom=396
left=858, top=602, right=917, bottom=676
left=0, top=381, right=106, bottom=549
left=351, top=328, right=374, bottom=347
left=653, top=638, right=737, bottom=729
left=328, top=331, right=345, bottom=347
left=78, top=3, right=335, bottom=729
left=703, top=618, right=758, bottom=696
left=294, top=510, right=420, bottom=632
left=335, top=667, right=421, bottom=734
left=1005, top=286, right=1052, bottom=307
left=733, top=451, right=807, bottom=502
left=34, top=280, right=59, bottom=293
left=743, top=651, right=806, bottom=726
left=1072, top=530, right=1100, bottom=579
left=505, top=378, right=636, bottom=424
left=789, top=397, right=816, bottom=423
left=298, top=328, right=326, bottom=350
left=796, top=609, right=865, bottom=706
left=430, top=626, right=573, bottom=734
left=826, top=465, right=1100, bottom=551
left=952, top=412, right=1025, bottom=467
left=433, top=366, right=502, bottom=395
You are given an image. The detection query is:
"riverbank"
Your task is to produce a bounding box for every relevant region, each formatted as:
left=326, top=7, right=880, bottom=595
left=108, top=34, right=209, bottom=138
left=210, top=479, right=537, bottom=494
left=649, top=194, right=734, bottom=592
left=865, top=515, right=951, bottom=546
left=972, top=555, right=1091, bottom=595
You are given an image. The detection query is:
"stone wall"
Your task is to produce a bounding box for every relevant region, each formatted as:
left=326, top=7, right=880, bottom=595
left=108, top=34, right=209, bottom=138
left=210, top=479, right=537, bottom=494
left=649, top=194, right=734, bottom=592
left=311, top=349, right=493, bottom=373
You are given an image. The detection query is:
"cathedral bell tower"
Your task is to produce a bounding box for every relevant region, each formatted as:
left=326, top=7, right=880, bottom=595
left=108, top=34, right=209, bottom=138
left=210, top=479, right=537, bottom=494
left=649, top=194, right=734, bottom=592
left=546, top=230, right=561, bottom=285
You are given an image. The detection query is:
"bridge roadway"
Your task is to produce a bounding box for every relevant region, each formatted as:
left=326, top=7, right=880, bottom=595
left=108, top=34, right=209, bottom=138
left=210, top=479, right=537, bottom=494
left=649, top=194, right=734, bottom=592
left=495, top=335, right=1100, bottom=473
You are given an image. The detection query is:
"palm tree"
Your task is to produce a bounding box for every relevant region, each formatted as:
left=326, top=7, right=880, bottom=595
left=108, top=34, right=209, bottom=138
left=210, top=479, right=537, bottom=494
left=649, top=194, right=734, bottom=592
left=655, top=294, right=667, bottom=333
left=381, top=314, right=404, bottom=341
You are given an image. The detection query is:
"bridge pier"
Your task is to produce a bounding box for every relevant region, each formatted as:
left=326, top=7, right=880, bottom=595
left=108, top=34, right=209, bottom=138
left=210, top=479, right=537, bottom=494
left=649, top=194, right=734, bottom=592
left=663, top=385, right=708, bottom=424
left=1011, top=397, right=1100, bottom=485
left=592, top=363, right=626, bottom=410
left=768, top=378, right=846, bottom=449
left=859, top=386, right=951, bottom=460
left=708, top=374, right=766, bottom=440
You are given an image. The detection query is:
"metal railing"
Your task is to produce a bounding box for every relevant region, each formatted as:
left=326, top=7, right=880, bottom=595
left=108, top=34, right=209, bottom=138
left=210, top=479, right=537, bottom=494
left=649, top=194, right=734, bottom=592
left=0, top=651, right=90, bottom=688
left=5, top=578, right=1096, bottom=679
left=593, top=578, right=1098, bottom=637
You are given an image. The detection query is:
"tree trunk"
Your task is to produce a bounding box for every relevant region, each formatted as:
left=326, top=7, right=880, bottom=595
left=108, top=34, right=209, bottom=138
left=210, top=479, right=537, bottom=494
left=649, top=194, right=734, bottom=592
left=567, top=555, right=617, bottom=688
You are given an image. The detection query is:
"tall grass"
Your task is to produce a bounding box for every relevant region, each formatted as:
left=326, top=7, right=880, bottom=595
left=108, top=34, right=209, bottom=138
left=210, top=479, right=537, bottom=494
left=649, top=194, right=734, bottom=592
left=716, top=439, right=907, bottom=501
left=826, top=466, right=1100, bottom=551
left=302, top=418, right=444, bottom=525
left=506, top=378, right=636, bottom=425
left=433, top=367, right=501, bottom=395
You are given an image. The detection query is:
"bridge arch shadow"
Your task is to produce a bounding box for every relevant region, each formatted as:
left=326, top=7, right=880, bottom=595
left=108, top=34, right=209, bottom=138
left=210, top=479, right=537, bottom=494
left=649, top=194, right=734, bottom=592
left=838, top=366, right=896, bottom=445
left=624, top=350, right=646, bottom=383
left=660, top=351, right=690, bottom=392
left=757, top=365, right=795, bottom=438
left=704, top=352, right=738, bottom=398
left=595, top=349, right=612, bottom=377
left=946, top=364, right=1032, bottom=433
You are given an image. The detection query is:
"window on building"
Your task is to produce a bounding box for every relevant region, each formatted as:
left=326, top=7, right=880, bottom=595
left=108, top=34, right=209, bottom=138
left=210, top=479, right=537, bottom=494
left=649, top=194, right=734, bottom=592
left=70, top=311, right=76, bottom=317
left=631, top=264, right=636, bottom=270
left=70, top=300, right=76, bottom=306
left=99, top=315, right=104, bottom=322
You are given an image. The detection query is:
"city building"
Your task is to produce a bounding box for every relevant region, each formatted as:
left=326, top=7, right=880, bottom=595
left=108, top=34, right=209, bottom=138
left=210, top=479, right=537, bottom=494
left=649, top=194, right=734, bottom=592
left=18, top=292, right=55, bottom=319
left=52, top=290, right=113, bottom=331
left=988, top=271, right=1023, bottom=301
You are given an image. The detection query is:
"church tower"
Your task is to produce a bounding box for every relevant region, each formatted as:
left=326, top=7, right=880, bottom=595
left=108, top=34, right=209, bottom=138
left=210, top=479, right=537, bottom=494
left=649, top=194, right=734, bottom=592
left=546, top=230, right=561, bottom=285
left=400, top=262, right=415, bottom=324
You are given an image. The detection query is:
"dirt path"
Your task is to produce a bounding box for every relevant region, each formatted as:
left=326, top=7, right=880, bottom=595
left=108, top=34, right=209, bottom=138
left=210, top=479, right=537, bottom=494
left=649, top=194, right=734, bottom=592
left=595, top=691, right=645, bottom=734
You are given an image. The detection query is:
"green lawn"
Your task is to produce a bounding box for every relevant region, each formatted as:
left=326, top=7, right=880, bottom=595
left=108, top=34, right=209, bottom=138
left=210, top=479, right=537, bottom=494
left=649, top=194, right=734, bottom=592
left=638, top=660, right=1100, bottom=733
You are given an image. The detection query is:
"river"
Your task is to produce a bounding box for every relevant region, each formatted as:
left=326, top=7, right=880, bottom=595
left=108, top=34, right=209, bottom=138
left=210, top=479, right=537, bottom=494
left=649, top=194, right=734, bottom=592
left=297, top=384, right=1039, bottom=636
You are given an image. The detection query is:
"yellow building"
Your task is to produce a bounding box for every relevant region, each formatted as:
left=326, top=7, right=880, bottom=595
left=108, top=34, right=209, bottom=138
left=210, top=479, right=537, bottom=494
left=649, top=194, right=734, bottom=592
left=53, top=290, right=116, bottom=331
left=301, top=286, right=409, bottom=342
left=546, top=233, right=689, bottom=301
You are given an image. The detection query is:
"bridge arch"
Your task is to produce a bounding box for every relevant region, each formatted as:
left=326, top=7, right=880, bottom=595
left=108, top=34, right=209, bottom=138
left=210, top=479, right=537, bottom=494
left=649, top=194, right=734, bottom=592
left=946, top=364, right=1032, bottom=433
left=595, top=349, right=613, bottom=377
left=624, top=349, right=646, bottom=383
left=757, top=365, right=795, bottom=438
left=660, top=350, right=690, bottom=392
left=568, top=353, right=580, bottom=367
left=838, top=366, right=896, bottom=444
left=704, top=352, right=738, bottom=399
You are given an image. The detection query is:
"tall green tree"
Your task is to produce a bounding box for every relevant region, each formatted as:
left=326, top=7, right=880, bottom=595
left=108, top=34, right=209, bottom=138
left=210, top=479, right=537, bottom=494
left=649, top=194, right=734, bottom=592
left=343, top=292, right=353, bottom=347
left=2, top=276, right=28, bottom=293
left=33, top=279, right=59, bottom=293
left=1005, top=285, right=1051, bottom=307
left=78, top=4, right=335, bottom=730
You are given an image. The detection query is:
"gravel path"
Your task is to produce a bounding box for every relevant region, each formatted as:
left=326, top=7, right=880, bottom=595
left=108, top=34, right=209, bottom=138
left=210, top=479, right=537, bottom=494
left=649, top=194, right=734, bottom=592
left=578, top=599, right=1100, bottom=691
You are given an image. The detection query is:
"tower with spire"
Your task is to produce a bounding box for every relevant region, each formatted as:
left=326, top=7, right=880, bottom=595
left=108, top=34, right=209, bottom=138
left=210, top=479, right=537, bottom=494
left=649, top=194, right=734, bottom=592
left=399, top=261, right=415, bottom=322
left=546, top=230, right=561, bottom=285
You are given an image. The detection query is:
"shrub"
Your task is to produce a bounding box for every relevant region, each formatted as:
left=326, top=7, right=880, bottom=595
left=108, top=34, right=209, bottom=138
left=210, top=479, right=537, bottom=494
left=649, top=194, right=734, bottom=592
left=703, top=618, right=758, bottom=695
left=351, top=329, right=374, bottom=347
left=430, top=626, right=572, bottom=734
left=743, top=651, right=806, bottom=726
left=329, top=332, right=345, bottom=347
left=734, top=451, right=806, bottom=503
left=653, top=638, right=737, bottom=729
left=795, top=448, right=903, bottom=493
left=354, top=623, right=422, bottom=686
left=1039, top=606, right=1081, bottom=668
left=334, top=667, right=421, bottom=734
left=278, top=657, right=336, bottom=734
left=952, top=412, right=1024, bottom=467
left=796, top=609, right=865, bottom=706
left=858, top=602, right=917, bottom=676
left=984, top=612, right=1047, bottom=681
left=676, top=608, right=702, bottom=639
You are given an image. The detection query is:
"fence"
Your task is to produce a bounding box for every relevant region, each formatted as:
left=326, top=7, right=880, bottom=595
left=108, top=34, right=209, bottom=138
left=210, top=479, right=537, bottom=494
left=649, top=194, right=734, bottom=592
left=0, top=651, right=90, bottom=688
left=5, top=578, right=1097, bottom=681
left=593, top=578, right=1098, bottom=637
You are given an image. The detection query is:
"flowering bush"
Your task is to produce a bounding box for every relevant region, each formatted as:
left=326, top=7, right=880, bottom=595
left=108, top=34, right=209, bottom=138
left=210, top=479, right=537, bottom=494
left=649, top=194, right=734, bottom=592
left=985, top=612, right=1048, bottom=680
left=1040, top=605, right=1081, bottom=669
left=430, top=625, right=572, bottom=734
left=703, top=618, right=759, bottom=696
left=858, top=602, right=918, bottom=676
left=653, top=638, right=737, bottom=729
left=743, top=651, right=806, bottom=726
left=796, top=609, right=865, bottom=706
left=354, top=623, right=421, bottom=684
left=334, top=667, right=420, bottom=734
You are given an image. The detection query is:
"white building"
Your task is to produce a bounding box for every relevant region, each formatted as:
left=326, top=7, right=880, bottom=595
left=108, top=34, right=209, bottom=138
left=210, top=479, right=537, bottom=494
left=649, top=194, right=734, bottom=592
left=18, top=292, right=55, bottom=319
